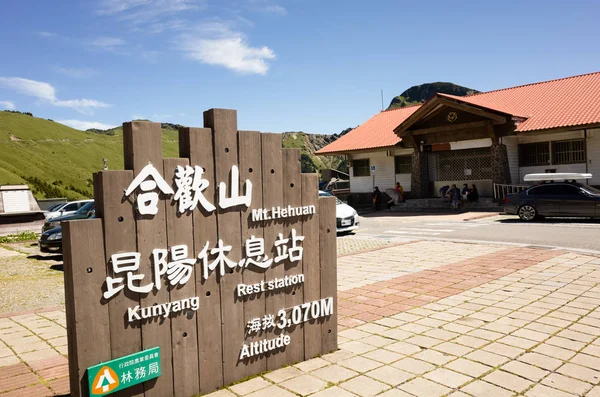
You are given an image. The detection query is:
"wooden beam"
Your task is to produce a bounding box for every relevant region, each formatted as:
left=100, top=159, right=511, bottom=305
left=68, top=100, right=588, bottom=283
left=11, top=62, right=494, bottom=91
left=393, top=100, right=440, bottom=135
left=411, top=120, right=488, bottom=136
left=418, top=104, right=447, bottom=124
left=402, top=132, right=419, bottom=150
left=437, top=98, right=506, bottom=123
left=486, top=121, right=499, bottom=144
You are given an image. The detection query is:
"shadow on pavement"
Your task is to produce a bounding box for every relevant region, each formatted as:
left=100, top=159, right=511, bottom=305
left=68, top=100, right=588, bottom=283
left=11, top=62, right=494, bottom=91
left=28, top=254, right=63, bottom=261
left=50, top=263, right=64, bottom=272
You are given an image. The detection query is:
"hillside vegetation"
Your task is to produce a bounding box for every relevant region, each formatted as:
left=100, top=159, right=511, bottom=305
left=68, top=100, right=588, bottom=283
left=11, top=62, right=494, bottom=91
left=0, top=112, right=178, bottom=199
left=282, top=130, right=349, bottom=174
left=0, top=112, right=348, bottom=199
left=388, top=82, right=479, bottom=110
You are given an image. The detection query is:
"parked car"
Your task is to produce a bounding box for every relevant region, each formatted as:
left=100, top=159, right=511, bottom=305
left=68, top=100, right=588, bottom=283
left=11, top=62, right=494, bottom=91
left=39, top=226, right=63, bottom=253
left=42, top=201, right=95, bottom=232
left=44, top=199, right=92, bottom=220
left=504, top=173, right=600, bottom=221
left=319, top=190, right=359, bottom=233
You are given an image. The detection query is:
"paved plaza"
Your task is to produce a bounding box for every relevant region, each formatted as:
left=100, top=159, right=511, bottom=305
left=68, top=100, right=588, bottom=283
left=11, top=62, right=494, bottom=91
left=3, top=238, right=600, bottom=396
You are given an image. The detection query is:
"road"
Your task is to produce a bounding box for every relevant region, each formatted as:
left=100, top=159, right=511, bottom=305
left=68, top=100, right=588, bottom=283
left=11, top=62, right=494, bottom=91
left=344, top=212, right=600, bottom=254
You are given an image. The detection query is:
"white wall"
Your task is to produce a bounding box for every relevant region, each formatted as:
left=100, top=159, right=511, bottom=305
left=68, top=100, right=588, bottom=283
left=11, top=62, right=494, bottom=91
left=395, top=174, right=412, bottom=192
left=349, top=148, right=414, bottom=193
left=503, top=136, right=520, bottom=185
left=513, top=129, right=591, bottom=184
left=586, top=128, right=600, bottom=186
left=518, top=164, right=587, bottom=183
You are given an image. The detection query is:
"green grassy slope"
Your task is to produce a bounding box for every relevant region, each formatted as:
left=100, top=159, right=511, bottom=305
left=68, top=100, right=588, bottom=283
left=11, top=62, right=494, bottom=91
left=0, top=112, right=178, bottom=199
left=0, top=112, right=347, bottom=200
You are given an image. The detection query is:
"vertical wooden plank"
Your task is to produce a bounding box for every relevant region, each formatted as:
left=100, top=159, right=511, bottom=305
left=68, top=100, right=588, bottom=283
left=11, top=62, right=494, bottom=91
left=63, top=219, right=110, bottom=397
left=301, top=174, right=321, bottom=359
left=282, top=148, right=304, bottom=365
left=319, top=196, right=338, bottom=354
left=261, top=133, right=285, bottom=370
left=123, top=121, right=173, bottom=397
left=179, top=126, right=223, bottom=393
left=163, top=157, right=200, bottom=397
left=96, top=170, right=144, bottom=397
left=204, top=109, right=245, bottom=385
left=238, top=130, right=266, bottom=378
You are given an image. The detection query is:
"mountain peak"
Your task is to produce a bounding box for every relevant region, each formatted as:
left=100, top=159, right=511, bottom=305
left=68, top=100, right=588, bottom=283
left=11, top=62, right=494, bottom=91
left=388, top=82, right=479, bottom=110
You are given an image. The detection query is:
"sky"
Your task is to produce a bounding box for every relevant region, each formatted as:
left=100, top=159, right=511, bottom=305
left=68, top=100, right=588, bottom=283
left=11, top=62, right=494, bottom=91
left=1, top=0, right=600, bottom=134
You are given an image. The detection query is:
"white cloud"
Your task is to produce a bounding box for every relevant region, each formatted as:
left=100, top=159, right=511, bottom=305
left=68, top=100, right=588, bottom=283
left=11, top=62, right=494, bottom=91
left=152, top=114, right=172, bottom=120
left=179, top=26, right=275, bottom=75
left=58, top=119, right=115, bottom=131
left=98, top=0, right=205, bottom=22
left=37, top=31, right=57, bottom=38
left=0, top=77, right=56, bottom=101
left=90, top=37, right=126, bottom=51
left=0, top=77, right=111, bottom=114
left=263, top=5, right=286, bottom=15
left=55, top=67, right=97, bottom=79
left=0, top=100, right=15, bottom=110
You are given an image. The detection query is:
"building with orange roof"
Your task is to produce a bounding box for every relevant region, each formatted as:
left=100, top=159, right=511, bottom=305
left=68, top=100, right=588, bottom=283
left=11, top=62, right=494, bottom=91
left=317, top=71, right=600, bottom=199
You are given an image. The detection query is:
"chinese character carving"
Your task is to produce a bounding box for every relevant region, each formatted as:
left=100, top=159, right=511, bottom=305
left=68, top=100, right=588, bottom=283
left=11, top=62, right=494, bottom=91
left=173, top=165, right=216, bottom=214
left=238, top=236, right=273, bottom=269
left=103, top=252, right=153, bottom=300
left=262, top=314, right=275, bottom=330
left=125, top=163, right=174, bottom=215
left=152, top=245, right=196, bottom=290
left=218, top=165, right=252, bottom=209
left=247, top=318, right=262, bottom=334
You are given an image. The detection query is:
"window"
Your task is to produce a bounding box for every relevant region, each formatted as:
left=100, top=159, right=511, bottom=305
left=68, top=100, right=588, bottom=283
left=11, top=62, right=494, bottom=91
left=552, top=139, right=585, bottom=164
left=528, top=184, right=581, bottom=196
left=394, top=155, right=412, bottom=174
left=428, top=148, right=492, bottom=181
left=352, top=159, right=370, bottom=177
left=519, top=142, right=550, bottom=166
left=63, top=203, right=79, bottom=211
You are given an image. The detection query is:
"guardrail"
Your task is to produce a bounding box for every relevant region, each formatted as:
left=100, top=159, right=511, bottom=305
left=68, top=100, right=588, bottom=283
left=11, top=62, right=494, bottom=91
left=493, top=183, right=528, bottom=201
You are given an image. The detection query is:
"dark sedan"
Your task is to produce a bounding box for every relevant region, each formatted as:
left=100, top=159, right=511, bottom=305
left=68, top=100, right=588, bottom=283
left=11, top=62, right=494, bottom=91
left=39, top=226, right=63, bottom=253
left=504, top=182, right=600, bottom=221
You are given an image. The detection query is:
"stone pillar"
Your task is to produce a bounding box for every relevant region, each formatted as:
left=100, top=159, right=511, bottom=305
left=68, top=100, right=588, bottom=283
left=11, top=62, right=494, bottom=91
left=411, top=150, right=429, bottom=198
left=491, top=143, right=511, bottom=185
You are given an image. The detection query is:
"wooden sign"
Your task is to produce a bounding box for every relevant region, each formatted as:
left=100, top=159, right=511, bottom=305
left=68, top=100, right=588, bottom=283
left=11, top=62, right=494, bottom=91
left=62, top=109, right=337, bottom=397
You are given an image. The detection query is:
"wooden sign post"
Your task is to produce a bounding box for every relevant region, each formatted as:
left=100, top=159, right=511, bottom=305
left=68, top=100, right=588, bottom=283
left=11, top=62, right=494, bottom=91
left=63, top=109, right=337, bottom=397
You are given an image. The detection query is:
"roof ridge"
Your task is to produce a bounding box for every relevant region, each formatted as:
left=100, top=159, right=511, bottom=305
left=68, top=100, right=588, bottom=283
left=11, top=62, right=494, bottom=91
left=381, top=103, right=423, bottom=113
left=463, top=70, right=600, bottom=98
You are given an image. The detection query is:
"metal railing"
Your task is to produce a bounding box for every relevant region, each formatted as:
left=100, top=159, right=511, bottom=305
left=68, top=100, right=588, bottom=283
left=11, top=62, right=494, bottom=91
left=493, top=183, right=528, bottom=201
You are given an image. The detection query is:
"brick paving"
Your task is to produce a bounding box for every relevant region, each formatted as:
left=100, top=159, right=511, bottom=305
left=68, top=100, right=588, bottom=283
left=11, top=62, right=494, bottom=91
left=3, top=240, right=600, bottom=396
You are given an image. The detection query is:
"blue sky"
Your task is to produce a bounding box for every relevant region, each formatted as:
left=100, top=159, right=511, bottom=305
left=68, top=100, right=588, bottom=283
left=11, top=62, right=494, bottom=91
left=1, top=0, right=599, bottom=134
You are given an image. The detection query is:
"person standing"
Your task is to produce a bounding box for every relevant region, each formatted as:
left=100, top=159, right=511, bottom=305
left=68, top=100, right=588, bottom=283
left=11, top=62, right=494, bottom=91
left=448, top=184, right=460, bottom=210
left=373, top=186, right=382, bottom=211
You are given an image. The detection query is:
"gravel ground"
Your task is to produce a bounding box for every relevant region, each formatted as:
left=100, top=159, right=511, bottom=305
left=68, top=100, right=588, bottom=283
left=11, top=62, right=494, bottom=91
left=0, top=242, right=64, bottom=314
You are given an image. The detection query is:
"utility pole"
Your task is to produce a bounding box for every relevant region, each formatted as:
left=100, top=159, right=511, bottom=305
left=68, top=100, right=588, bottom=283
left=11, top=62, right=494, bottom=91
left=381, top=89, right=384, bottom=111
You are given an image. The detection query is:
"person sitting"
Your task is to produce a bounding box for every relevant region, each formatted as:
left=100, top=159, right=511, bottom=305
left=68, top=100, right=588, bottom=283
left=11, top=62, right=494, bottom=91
left=439, top=185, right=450, bottom=202
left=461, top=184, right=470, bottom=201
left=467, top=184, right=479, bottom=203
left=395, top=182, right=404, bottom=203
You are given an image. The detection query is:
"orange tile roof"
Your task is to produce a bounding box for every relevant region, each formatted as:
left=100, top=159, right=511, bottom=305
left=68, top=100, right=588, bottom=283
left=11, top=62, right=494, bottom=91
left=316, top=105, right=419, bottom=154
left=317, top=71, right=600, bottom=155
